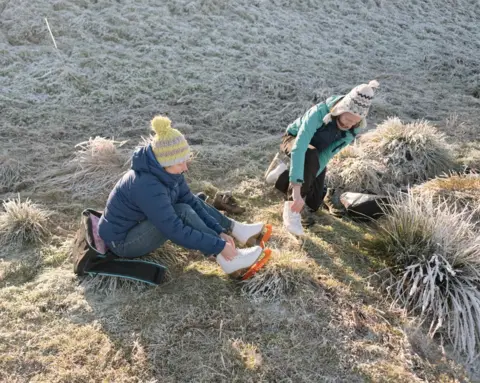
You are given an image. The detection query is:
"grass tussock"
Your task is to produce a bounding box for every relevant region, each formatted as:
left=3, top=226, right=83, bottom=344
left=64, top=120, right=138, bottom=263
left=456, top=143, right=480, bottom=171
left=361, top=118, right=456, bottom=186
left=372, top=191, right=480, bottom=362
left=41, top=240, right=72, bottom=268
left=327, top=117, right=458, bottom=193
left=42, top=137, right=130, bottom=200
left=229, top=339, right=263, bottom=371
left=0, top=156, right=28, bottom=192
left=70, top=137, right=129, bottom=196
left=327, top=153, right=386, bottom=194
left=0, top=196, right=51, bottom=247
left=241, top=250, right=320, bottom=301
left=335, top=144, right=360, bottom=160
left=414, top=173, right=480, bottom=221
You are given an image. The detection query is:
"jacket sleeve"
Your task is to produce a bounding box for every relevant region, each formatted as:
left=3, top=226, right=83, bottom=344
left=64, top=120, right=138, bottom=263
left=177, top=179, right=224, bottom=235
left=132, top=176, right=226, bottom=255
left=289, top=104, right=324, bottom=183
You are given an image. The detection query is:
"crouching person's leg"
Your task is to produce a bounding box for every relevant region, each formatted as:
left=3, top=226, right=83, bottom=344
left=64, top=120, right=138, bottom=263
left=304, top=167, right=327, bottom=212
left=283, top=148, right=320, bottom=231
left=110, top=220, right=167, bottom=258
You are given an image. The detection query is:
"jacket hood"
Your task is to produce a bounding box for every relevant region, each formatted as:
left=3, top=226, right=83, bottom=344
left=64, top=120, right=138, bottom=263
left=131, top=145, right=183, bottom=187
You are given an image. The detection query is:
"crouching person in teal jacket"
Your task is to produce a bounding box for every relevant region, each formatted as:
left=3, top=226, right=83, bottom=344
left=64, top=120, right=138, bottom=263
left=99, top=116, right=266, bottom=275
left=265, top=80, right=379, bottom=236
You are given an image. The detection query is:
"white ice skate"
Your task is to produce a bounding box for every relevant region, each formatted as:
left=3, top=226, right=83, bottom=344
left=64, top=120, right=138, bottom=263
left=217, top=246, right=263, bottom=274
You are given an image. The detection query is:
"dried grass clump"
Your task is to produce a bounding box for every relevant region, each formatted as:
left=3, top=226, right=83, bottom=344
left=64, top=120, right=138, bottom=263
left=326, top=118, right=457, bottom=193
left=41, top=240, right=72, bottom=268
left=0, top=196, right=51, bottom=247
left=136, top=134, right=154, bottom=151
left=241, top=251, right=319, bottom=301
left=414, top=173, right=480, bottom=220
left=335, top=144, right=361, bottom=160
left=327, top=154, right=386, bottom=194
left=361, top=118, right=456, bottom=186
left=0, top=156, right=27, bottom=191
left=456, top=142, right=480, bottom=172
left=71, top=137, right=129, bottom=195
left=373, top=191, right=480, bottom=361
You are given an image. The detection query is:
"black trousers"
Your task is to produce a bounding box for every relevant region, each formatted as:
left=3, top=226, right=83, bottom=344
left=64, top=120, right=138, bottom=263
left=275, top=134, right=327, bottom=212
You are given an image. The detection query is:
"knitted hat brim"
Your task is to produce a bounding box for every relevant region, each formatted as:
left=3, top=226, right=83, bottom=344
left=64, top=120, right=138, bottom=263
left=157, top=150, right=192, bottom=167
left=322, top=112, right=366, bottom=131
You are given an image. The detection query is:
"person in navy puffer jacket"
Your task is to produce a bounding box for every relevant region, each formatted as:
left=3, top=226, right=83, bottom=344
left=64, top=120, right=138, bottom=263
left=98, top=116, right=265, bottom=274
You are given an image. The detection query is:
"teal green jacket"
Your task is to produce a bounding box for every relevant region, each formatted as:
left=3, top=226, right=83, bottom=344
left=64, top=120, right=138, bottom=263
left=285, top=95, right=362, bottom=184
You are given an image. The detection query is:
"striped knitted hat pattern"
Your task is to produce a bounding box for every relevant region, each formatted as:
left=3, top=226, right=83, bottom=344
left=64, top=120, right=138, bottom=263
left=150, top=116, right=191, bottom=167
left=323, top=80, right=380, bottom=128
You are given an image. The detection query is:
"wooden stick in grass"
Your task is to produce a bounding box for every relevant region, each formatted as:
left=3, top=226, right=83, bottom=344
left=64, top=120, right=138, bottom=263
left=44, top=18, right=58, bottom=50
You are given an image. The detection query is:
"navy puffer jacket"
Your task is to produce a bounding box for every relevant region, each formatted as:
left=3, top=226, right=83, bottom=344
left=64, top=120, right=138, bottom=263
left=98, top=145, right=226, bottom=255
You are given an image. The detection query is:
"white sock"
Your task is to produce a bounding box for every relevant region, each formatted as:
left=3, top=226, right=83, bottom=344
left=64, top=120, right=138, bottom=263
left=231, top=221, right=264, bottom=245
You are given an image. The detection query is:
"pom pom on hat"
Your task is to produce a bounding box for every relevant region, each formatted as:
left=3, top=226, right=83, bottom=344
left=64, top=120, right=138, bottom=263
left=150, top=115, right=191, bottom=167
left=151, top=116, right=173, bottom=136
left=368, top=80, right=380, bottom=89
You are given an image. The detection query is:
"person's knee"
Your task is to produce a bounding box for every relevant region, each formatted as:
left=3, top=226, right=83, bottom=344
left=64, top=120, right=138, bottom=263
left=174, top=203, right=195, bottom=218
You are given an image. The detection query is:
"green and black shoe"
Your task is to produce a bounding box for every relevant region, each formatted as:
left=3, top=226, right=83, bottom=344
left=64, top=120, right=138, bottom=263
left=323, top=188, right=346, bottom=217
left=300, top=207, right=316, bottom=227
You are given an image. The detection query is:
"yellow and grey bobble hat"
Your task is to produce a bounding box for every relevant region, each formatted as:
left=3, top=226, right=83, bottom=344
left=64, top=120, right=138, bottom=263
left=150, top=116, right=191, bottom=167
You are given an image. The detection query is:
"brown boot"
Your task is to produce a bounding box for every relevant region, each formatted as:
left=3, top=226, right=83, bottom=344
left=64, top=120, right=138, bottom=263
left=301, top=208, right=316, bottom=227
left=323, top=188, right=346, bottom=217
left=212, top=191, right=246, bottom=215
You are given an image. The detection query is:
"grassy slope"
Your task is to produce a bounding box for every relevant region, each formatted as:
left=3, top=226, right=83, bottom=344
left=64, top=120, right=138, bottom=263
left=1, top=0, right=479, bottom=381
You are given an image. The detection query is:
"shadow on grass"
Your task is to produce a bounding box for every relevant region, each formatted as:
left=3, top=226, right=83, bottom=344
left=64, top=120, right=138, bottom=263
left=303, top=210, right=386, bottom=303
left=78, top=259, right=366, bottom=382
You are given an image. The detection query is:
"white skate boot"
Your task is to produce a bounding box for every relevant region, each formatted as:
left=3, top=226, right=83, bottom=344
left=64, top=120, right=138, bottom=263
left=283, top=201, right=304, bottom=236
left=217, top=246, right=263, bottom=274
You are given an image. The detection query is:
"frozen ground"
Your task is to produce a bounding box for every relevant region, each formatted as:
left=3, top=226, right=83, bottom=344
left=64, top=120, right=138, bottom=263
left=1, top=0, right=479, bottom=381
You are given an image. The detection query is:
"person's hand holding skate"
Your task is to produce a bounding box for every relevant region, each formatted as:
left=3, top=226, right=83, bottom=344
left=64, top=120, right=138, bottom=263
left=220, top=242, right=236, bottom=261
left=290, top=184, right=305, bottom=213
left=220, top=233, right=236, bottom=249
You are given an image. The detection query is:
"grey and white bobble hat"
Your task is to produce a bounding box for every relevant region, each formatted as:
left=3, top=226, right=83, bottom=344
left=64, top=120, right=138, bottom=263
left=323, top=80, right=380, bottom=129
